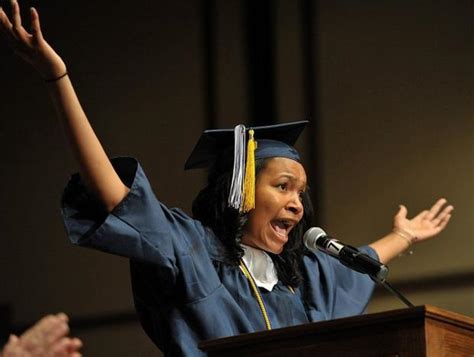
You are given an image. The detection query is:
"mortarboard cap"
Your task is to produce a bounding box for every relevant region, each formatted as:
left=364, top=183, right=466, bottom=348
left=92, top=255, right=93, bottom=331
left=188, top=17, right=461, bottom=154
left=184, top=120, right=308, bottom=170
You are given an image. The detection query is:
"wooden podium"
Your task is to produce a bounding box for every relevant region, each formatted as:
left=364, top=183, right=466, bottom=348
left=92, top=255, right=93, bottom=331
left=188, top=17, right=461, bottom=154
left=199, top=305, right=473, bottom=356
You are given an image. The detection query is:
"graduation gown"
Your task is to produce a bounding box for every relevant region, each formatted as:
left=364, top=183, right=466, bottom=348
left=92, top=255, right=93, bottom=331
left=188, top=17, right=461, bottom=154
left=61, top=157, right=377, bottom=356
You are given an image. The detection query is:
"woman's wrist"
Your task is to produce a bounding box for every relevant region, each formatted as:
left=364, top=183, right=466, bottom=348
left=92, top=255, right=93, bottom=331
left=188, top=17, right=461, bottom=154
left=392, top=228, right=417, bottom=246
left=36, top=56, right=67, bottom=83
left=392, top=228, right=417, bottom=256
left=44, top=71, right=68, bottom=83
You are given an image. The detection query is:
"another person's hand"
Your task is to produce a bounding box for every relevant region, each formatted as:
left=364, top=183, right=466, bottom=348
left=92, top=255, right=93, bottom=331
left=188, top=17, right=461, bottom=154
left=0, top=0, right=66, bottom=80
left=393, top=198, right=453, bottom=243
left=1, top=313, right=82, bottom=357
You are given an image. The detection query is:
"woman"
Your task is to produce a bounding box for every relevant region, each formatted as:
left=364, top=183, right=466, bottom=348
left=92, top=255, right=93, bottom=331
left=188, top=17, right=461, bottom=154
left=0, top=3, right=453, bottom=356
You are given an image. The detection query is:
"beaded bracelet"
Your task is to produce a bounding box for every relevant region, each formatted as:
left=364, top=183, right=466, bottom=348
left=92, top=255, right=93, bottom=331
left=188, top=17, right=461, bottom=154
left=45, top=72, right=68, bottom=83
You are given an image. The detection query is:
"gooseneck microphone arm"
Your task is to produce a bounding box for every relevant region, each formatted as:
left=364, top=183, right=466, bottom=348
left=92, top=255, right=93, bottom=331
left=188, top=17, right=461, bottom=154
left=303, top=227, right=415, bottom=308
left=380, top=280, right=414, bottom=308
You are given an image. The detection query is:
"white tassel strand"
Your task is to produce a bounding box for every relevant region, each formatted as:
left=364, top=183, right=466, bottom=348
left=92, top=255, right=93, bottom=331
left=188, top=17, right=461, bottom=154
left=228, top=124, right=246, bottom=209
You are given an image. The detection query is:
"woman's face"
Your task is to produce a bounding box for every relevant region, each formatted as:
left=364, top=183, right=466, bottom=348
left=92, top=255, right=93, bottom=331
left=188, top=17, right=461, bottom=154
left=242, top=157, right=307, bottom=254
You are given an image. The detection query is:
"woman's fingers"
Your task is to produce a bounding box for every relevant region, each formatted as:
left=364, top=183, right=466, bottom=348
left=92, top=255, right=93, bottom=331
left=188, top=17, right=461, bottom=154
left=430, top=204, right=454, bottom=227
left=0, top=7, right=15, bottom=42
left=409, top=199, right=453, bottom=227
left=0, top=2, right=26, bottom=50
left=30, top=7, right=44, bottom=43
left=0, top=2, right=51, bottom=68
left=0, top=9, right=20, bottom=52
left=2, top=2, right=66, bottom=77
left=439, top=213, right=452, bottom=228
left=10, top=0, right=24, bottom=38
left=424, top=198, right=447, bottom=221
left=395, top=204, right=408, bottom=220
left=425, top=198, right=454, bottom=226
left=10, top=0, right=34, bottom=44
left=0, top=6, right=13, bottom=28
left=10, top=0, right=22, bottom=27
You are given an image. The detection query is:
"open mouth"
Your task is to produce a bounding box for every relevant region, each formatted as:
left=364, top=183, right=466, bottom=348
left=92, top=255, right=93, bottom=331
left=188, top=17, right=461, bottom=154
left=270, top=219, right=293, bottom=239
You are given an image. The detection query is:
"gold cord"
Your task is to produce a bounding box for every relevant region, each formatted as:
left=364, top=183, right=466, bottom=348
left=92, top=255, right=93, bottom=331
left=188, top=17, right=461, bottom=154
left=239, top=259, right=272, bottom=330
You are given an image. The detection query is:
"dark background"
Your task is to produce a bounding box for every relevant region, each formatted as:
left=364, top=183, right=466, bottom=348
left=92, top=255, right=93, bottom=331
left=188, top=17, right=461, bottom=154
left=1, top=0, right=472, bottom=355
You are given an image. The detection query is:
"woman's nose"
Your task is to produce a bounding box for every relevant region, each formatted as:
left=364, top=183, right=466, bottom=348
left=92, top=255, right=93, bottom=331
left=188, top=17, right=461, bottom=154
left=286, top=193, right=303, bottom=215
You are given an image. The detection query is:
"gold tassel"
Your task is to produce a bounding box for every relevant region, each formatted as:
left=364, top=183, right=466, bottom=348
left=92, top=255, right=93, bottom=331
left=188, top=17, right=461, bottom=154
left=242, top=129, right=257, bottom=212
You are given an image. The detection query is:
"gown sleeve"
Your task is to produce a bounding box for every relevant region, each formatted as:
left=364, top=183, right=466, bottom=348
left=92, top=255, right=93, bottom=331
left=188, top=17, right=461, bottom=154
left=301, top=246, right=378, bottom=321
left=61, top=157, right=221, bottom=302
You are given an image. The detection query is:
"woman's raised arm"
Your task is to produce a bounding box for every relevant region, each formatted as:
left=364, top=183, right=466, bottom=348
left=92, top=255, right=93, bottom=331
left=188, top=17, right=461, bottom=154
left=0, top=1, right=129, bottom=212
left=369, top=198, right=453, bottom=264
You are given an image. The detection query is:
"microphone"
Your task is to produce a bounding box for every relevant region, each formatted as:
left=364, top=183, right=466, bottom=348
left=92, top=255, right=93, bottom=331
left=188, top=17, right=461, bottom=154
left=303, top=227, right=389, bottom=283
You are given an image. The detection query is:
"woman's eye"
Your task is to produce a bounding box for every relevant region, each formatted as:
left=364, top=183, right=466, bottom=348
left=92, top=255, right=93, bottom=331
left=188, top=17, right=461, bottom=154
left=277, top=183, right=287, bottom=191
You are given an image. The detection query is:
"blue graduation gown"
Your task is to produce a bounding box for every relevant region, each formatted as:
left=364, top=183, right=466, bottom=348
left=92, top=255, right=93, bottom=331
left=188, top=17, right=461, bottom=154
left=61, top=157, right=377, bottom=356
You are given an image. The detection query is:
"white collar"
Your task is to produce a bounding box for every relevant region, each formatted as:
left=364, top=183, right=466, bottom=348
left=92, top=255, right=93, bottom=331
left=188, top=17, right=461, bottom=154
left=241, top=244, right=278, bottom=291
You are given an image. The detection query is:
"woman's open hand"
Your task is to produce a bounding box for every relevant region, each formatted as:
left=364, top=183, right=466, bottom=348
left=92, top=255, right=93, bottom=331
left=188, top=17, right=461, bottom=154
left=370, top=198, right=454, bottom=263
left=0, top=0, right=66, bottom=80
left=394, top=198, right=453, bottom=243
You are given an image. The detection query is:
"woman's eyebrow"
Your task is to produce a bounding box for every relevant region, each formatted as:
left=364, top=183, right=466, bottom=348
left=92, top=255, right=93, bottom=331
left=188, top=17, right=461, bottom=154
left=278, top=173, right=307, bottom=189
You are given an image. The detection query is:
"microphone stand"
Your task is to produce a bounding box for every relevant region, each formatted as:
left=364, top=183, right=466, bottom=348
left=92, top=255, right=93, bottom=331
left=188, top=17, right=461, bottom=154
left=374, top=277, right=415, bottom=308
left=337, top=248, right=415, bottom=307
left=337, top=245, right=415, bottom=308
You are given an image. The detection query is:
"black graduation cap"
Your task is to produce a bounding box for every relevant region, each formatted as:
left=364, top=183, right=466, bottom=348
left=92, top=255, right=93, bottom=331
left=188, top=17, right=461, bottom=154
left=184, top=120, right=308, bottom=170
